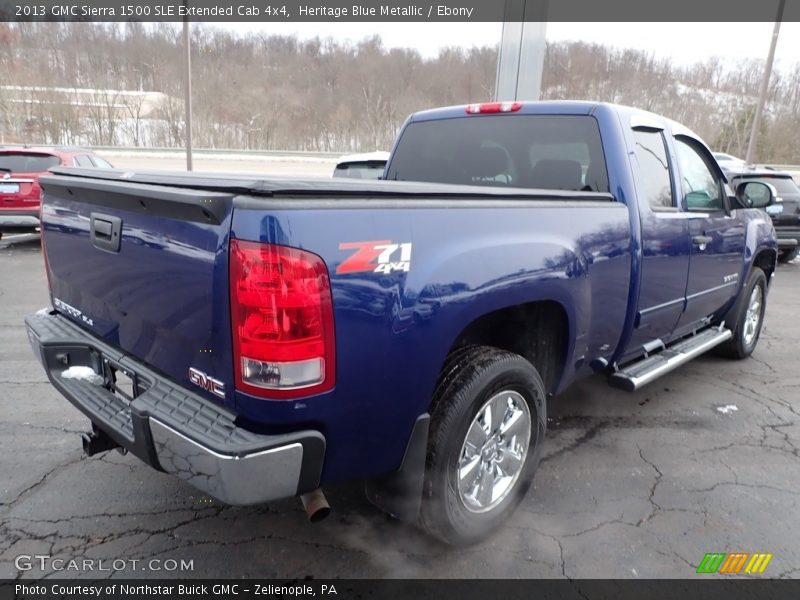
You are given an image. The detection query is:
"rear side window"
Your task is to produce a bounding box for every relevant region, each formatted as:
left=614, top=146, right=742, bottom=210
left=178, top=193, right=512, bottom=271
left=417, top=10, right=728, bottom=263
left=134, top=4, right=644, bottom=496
left=0, top=153, right=61, bottom=173
left=633, top=130, right=673, bottom=209
left=386, top=115, right=609, bottom=193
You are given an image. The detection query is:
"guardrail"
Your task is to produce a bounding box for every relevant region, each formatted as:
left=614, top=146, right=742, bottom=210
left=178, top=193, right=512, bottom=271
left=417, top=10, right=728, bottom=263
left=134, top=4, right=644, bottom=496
left=92, top=146, right=344, bottom=159
left=0, top=143, right=344, bottom=159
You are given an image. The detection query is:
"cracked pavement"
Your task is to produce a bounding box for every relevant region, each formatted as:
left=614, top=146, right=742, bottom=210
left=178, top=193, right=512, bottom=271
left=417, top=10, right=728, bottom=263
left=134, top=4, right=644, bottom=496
left=1, top=234, right=798, bottom=579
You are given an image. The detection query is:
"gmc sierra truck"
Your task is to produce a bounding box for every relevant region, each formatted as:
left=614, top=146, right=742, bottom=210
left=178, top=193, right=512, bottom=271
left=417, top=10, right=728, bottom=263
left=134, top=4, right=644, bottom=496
left=26, top=101, right=778, bottom=545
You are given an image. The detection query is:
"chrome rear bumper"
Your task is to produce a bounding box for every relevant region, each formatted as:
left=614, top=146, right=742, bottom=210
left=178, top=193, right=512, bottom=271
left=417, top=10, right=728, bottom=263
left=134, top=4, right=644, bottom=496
left=150, top=419, right=305, bottom=505
left=25, top=311, right=325, bottom=505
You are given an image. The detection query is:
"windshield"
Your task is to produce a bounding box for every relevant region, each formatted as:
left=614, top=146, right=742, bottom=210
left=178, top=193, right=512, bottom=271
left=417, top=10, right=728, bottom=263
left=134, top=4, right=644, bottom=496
left=0, top=153, right=61, bottom=173
left=386, top=114, right=609, bottom=193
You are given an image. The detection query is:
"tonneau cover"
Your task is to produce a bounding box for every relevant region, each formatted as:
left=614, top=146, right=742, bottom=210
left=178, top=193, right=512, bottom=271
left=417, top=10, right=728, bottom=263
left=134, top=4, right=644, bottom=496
left=45, top=166, right=615, bottom=202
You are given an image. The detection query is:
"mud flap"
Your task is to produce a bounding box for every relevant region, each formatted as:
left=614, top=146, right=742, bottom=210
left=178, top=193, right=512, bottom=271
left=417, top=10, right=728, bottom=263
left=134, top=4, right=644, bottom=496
left=365, top=413, right=429, bottom=523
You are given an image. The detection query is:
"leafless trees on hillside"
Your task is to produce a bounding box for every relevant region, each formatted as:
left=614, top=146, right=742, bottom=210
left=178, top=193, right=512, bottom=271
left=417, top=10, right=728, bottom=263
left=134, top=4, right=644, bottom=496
left=0, top=23, right=798, bottom=163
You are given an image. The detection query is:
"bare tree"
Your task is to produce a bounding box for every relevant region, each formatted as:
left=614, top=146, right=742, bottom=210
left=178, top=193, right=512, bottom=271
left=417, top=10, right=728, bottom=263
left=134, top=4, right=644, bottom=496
left=0, top=23, right=798, bottom=162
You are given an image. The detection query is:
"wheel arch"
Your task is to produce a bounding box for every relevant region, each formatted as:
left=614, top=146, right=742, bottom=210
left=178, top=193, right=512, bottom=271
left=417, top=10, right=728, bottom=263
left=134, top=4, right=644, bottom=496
left=751, top=246, right=777, bottom=282
left=443, top=300, right=571, bottom=395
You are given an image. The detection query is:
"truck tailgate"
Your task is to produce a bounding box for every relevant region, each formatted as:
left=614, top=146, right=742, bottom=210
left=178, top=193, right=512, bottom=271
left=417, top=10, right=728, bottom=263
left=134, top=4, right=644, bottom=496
left=39, top=174, right=237, bottom=409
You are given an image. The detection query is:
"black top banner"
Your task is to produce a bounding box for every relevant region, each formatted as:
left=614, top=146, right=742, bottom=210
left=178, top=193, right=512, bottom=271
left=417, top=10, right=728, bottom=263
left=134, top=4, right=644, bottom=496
left=1, top=0, right=799, bottom=22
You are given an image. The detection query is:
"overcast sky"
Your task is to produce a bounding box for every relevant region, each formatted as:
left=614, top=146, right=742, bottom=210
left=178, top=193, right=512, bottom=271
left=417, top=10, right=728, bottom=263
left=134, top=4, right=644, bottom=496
left=221, top=22, right=800, bottom=69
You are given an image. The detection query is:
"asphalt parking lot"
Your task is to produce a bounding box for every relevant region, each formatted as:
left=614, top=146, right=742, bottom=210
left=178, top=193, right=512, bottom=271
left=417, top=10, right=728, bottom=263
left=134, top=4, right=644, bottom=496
left=1, top=232, right=798, bottom=580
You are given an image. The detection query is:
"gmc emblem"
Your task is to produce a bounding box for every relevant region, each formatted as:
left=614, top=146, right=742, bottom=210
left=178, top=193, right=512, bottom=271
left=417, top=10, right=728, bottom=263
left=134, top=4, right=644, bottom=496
left=188, top=367, right=225, bottom=399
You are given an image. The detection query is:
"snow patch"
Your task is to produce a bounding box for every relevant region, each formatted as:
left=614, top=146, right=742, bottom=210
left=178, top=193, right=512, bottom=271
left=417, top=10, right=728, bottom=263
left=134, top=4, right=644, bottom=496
left=61, top=366, right=103, bottom=386
left=716, top=404, right=739, bottom=415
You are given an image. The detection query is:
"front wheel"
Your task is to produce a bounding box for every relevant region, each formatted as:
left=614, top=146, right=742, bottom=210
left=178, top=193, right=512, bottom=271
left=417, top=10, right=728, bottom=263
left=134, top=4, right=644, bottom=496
left=718, top=268, right=768, bottom=359
left=418, top=346, right=546, bottom=545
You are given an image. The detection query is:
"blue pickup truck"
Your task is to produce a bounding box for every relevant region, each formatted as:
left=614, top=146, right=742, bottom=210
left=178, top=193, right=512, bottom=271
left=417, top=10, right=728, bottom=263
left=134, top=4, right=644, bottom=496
left=26, top=101, right=778, bottom=545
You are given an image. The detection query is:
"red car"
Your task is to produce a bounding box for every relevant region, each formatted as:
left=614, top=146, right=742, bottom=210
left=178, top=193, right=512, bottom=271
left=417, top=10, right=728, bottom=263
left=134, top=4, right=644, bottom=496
left=0, top=146, right=113, bottom=238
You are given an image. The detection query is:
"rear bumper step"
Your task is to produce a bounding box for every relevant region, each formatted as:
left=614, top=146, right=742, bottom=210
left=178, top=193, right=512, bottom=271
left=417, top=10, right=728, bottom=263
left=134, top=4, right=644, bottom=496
left=24, top=311, right=325, bottom=505
left=609, top=326, right=732, bottom=392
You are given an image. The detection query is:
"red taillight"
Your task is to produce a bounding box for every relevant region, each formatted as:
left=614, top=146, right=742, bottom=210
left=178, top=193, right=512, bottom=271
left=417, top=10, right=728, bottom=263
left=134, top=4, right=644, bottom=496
left=230, top=239, right=335, bottom=399
left=465, top=102, right=522, bottom=114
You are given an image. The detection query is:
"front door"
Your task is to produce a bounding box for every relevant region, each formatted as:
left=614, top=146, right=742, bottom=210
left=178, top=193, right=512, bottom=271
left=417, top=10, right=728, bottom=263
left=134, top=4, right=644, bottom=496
left=673, top=137, right=743, bottom=330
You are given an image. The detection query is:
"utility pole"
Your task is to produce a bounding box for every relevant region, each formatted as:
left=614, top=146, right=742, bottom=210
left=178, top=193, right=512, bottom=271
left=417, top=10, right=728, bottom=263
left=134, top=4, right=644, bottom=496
left=495, top=0, right=548, bottom=101
left=745, top=0, right=785, bottom=165
left=183, top=10, right=193, bottom=171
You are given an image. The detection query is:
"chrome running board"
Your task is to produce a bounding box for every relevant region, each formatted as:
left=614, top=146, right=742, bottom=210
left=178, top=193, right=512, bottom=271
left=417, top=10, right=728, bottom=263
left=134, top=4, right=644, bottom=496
left=609, top=327, right=732, bottom=392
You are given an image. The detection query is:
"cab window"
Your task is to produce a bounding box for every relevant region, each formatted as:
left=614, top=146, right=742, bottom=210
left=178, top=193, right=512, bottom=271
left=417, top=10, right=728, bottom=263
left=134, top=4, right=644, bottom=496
left=385, top=115, right=609, bottom=193
left=674, top=138, right=723, bottom=211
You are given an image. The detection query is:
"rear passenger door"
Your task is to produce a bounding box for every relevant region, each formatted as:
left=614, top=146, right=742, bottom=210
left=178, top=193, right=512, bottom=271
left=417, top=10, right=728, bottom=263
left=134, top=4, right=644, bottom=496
left=673, top=137, right=743, bottom=331
left=627, top=126, right=690, bottom=354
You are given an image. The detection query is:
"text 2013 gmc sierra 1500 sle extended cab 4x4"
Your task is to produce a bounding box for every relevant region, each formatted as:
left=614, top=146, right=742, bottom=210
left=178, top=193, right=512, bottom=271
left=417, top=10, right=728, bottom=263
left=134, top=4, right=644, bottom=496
left=26, top=101, right=777, bottom=545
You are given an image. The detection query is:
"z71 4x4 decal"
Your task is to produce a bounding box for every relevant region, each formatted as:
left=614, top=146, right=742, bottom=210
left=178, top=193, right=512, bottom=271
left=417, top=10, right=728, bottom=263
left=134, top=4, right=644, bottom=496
left=337, top=240, right=412, bottom=275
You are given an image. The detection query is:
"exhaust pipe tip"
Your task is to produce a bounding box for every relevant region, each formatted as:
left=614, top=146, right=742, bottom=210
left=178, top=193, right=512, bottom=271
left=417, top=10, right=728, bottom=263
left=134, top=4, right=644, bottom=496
left=300, top=489, right=330, bottom=522
left=80, top=432, right=93, bottom=456
left=81, top=426, right=120, bottom=457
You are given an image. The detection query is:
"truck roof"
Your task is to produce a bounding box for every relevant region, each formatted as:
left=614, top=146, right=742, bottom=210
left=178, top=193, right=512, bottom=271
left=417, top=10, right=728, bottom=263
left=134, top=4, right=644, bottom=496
left=405, top=100, right=713, bottom=174
left=408, top=100, right=601, bottom=122
left=409, top=100, right=705, bottom=138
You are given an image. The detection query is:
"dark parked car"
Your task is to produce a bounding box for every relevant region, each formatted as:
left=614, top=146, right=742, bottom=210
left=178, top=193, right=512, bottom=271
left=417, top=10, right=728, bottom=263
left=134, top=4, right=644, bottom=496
left=724, top=167, right=800, bottom=263
left=0, top=146, right=113, bottom=238
left=712, top=151, right=745, bottom=171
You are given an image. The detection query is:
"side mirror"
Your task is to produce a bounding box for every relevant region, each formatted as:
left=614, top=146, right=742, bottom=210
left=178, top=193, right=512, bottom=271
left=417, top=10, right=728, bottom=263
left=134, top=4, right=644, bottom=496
left=735, top=181, right=774, bottom=209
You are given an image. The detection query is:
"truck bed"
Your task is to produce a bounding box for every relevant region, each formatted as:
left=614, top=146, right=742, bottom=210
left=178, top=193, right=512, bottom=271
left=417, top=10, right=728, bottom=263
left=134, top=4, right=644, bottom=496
left=38, top=166, right=628, bottom=485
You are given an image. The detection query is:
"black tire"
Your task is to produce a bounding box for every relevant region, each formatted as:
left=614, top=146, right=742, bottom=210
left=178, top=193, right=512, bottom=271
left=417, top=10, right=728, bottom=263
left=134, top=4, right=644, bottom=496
left=778, top=248, right=799, bottom=264
left=718, top=267, right=768, bottom=359
left=418, top=346, right=546, bottom=545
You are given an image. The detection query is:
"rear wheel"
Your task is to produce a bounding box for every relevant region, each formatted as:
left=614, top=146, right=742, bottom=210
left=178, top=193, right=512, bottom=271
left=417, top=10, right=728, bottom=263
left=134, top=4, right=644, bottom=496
left=778, top=248, right=799, bottom=264
left=718, top=268, right=768, bottom=359
left=418, top=346, right=546, bottom=545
